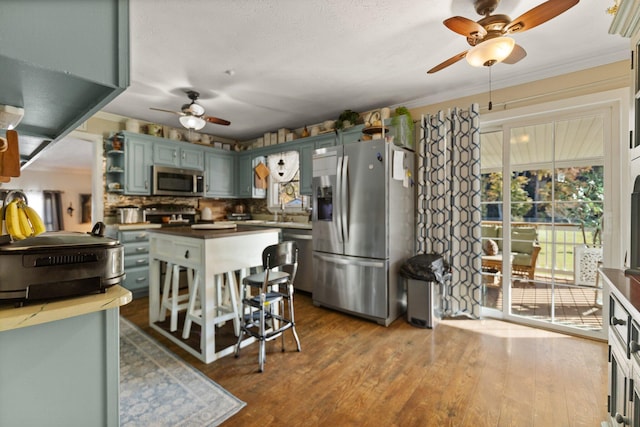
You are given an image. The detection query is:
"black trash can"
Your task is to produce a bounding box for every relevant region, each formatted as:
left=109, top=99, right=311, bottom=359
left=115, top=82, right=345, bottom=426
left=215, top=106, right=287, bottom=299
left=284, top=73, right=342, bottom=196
left=399, top=254, right=449, bottom=328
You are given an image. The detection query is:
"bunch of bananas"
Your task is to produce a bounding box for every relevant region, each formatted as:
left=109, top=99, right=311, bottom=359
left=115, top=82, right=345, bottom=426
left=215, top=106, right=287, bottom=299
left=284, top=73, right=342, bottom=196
left=3, top=199, right=46, bottom=240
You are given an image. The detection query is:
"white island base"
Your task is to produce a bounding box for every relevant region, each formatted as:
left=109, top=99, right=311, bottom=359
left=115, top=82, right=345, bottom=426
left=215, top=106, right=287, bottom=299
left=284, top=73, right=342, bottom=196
left=148, top=226, right=279, bottom=363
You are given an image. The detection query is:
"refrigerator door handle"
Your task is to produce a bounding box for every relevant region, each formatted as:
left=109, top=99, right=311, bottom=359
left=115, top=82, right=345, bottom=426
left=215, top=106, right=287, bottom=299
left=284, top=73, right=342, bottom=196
left=313, top=252, right=385, bottom=268
left=341, top=155, right=349, bottom=242
left=335, top=155, right=344, bottom=243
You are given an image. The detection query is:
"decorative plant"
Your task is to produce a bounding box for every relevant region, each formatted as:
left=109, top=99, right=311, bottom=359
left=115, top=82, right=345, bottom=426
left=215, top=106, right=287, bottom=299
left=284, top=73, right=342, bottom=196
left=335, top=109, right=360, bottom=130
left=391, top=106, right=414, bottom=145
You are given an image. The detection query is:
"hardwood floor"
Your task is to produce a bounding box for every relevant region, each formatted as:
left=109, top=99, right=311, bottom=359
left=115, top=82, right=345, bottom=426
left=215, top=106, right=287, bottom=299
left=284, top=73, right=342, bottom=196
left=120, top=292, right=609, bottom=427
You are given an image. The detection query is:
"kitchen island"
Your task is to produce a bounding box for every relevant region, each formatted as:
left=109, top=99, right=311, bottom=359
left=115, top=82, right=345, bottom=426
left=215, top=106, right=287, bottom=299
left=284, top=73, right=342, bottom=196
left=148, top=225, right=279, bottom=363
left=0, top=285, right=132, bottom=427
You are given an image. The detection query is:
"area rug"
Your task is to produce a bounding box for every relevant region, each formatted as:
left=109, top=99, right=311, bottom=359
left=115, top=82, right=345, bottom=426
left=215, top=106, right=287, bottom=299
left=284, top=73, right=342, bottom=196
left=119, top=317, right=246, bottom=426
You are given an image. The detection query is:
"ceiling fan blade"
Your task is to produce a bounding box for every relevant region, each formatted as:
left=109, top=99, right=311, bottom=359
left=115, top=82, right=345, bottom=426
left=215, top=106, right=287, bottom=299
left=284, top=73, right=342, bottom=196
left=505, top=0, right=579, bottom=34
left=444, top=16, right=487, bottom=38
left=427, top=51, right=469, bottom=74
left=204, top=115, right=231, bottom=126
left=502, top=44, right=527, bottom=64
left=150, top=107, right=184, bottom=116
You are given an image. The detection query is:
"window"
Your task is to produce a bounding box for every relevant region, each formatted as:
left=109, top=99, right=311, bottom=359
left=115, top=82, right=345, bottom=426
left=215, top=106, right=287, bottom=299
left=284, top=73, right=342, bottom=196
left=266, top=151, right=309, bottom=212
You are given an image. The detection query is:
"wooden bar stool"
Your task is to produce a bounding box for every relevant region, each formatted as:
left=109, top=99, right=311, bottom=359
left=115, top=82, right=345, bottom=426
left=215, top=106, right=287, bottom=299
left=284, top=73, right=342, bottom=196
left=159, top=263, right=193, bottom=332
left=182, top=270, right=242, bottom=343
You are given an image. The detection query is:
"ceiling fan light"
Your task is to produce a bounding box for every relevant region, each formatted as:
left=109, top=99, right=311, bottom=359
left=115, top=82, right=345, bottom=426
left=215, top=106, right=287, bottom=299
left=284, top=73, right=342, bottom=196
left=0, top=104, right=24, bottom=130
left=466, top=36, right=515, bottom=67
left=179, top=115, right=206, bottom=130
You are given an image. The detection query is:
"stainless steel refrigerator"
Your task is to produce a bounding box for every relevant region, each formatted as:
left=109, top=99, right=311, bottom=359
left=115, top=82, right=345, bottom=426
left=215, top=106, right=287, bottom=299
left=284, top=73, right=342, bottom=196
left=311, top=140, right=415, bottom=326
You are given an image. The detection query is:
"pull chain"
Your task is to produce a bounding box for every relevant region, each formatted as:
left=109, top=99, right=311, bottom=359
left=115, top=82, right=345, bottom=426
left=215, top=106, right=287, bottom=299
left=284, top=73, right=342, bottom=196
left=488, top=66, right=493, bottom=111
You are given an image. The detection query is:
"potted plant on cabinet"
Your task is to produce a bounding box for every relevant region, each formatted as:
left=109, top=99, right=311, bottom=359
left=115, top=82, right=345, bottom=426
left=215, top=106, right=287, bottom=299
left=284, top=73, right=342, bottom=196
left=335, top=109, right=360, bottom=130
left=391, top=106, right=414, bottom=148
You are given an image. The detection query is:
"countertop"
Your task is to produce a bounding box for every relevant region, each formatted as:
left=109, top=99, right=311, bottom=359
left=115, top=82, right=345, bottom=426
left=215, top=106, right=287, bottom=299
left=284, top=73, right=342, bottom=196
left=107, top=223, right=162, bottom=231
left=108, top=221, right=312, bottom=231
left=148, top=224, right=282, bottom=239
left=0, top=285, right=132, bottom=332
left=601, top=268, right=640, bottom=317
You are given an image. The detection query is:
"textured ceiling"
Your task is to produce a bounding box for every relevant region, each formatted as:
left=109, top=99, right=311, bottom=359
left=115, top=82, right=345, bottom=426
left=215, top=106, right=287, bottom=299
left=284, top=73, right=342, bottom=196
left=32, top=0, right=629, bottom=171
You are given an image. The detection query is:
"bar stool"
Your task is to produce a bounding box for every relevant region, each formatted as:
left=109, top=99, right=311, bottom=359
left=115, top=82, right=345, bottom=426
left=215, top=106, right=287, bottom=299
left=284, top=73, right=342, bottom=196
left=159, top=263, right=193, bottom=332
left=182, top=270, right=242, bottom=343
left=234, top=241, right=301, bottom=372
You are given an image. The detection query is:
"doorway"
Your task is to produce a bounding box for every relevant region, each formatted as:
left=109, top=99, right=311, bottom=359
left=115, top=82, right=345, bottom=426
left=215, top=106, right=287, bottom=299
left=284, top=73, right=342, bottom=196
left=480, top=101, right=614, bottom=340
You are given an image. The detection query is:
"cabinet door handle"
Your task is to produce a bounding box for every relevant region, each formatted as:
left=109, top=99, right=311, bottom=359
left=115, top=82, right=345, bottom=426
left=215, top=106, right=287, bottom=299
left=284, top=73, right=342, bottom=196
left=611, top=317, right=627, bottom=326
left=136, top=259, right=147, bottom=264
left=135, top=247, right=146, bottom=252
left=136, top=277, right=146, bottom=283
left=615, top=412, right=630, bottom=425
left=630, top=341, right=640, bottom=354
left=184, top=250, right=190, bottom=259
left=145, top=180, right=149, bottom=189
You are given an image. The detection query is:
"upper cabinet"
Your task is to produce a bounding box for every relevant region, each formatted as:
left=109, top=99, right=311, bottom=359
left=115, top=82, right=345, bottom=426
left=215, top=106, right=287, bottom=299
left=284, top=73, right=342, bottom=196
left=0, top=0, right=129, bottom=167
left=609, top=1, right=640, bottom=160
left=153, top=140, right=204, bottom=170
left=299, top=133, right=338, bottom=195
left=123, top=133, right=152, bottom=195
left=205, top=150, right=235, bottom=198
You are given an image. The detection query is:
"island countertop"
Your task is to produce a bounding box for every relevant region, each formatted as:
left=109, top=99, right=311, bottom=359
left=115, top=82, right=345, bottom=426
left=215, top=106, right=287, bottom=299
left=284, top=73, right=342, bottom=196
left=147, top=224, right=282, bottom=239
left=0, top=285, right=132, bottom=332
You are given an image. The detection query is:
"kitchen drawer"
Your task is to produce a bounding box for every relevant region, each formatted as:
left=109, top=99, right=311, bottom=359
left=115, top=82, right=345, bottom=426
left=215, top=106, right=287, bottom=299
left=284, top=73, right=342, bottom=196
left=122, top=266, right=149, bottom=293
left=124, top=254, right=149, bottom=269
left=151, top=236, right=203, bottom=267
left=123, top=242, right=149, bottom=256
left=631, top=319, right=640, bottom=364
left=610, top=294, right=631, bottom=353
left=173, top=241, right=202, bottom=266
left=119, top=230, right=150, bottom=243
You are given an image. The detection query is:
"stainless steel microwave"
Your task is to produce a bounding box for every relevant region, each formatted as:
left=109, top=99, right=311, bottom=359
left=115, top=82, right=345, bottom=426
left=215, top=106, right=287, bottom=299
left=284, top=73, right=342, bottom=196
left=151, top=165, right=204, bottom=197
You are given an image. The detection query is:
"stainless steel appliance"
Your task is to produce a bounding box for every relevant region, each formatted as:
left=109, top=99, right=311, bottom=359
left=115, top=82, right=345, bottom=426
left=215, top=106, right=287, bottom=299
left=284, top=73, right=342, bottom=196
left=117, top=206, right=144, bottom=224
left=151, top=165, right=204, bottom=197
left=0, top=226, right=124, bottom=304
left=312, top=140, right=415, bottom=326
left=282, top=228, right=313, bottom=293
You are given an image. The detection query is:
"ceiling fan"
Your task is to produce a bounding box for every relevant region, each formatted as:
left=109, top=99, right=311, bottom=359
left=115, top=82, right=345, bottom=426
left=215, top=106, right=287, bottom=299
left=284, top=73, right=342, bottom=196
left=427, top=0, right=579, bottom=74
left=150, top=90, right=231, bottom=130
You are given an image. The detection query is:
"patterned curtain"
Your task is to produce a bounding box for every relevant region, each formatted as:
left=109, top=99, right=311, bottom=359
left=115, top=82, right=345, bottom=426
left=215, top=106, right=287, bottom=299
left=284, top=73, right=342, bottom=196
left=417, top=105, right=482, bottom=318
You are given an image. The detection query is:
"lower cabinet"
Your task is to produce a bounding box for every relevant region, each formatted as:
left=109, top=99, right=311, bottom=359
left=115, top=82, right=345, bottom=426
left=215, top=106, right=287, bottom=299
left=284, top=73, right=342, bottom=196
left=119, top=229, right=151, bottom=298
left=607, top=292, right=640, bottom=426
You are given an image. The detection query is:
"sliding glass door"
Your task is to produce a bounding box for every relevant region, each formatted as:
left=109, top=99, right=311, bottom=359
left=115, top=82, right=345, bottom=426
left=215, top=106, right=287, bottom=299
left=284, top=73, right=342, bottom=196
left=481, top=109, right=606, bottom=339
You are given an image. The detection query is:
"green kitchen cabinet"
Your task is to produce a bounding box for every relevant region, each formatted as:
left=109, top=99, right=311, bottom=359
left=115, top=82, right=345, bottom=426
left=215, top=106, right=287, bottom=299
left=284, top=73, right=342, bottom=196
left=0, top=0, right=129, bottom=167
left=236, top=152, right=252, bottom=198
left=153, top=140, right=204, bottom=170
left=205, top=150, right=235, bottom=198
left=299, top=140, right=317, bottom=196
left=339, top=125, right=365, bottom=145
left=236, top=153, right=267, bottom=199
left=123, top=133, right=153, bottom=195
left=299, top=133, right=337, bottom=195
left=118, top=229, right=151, bottom=298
